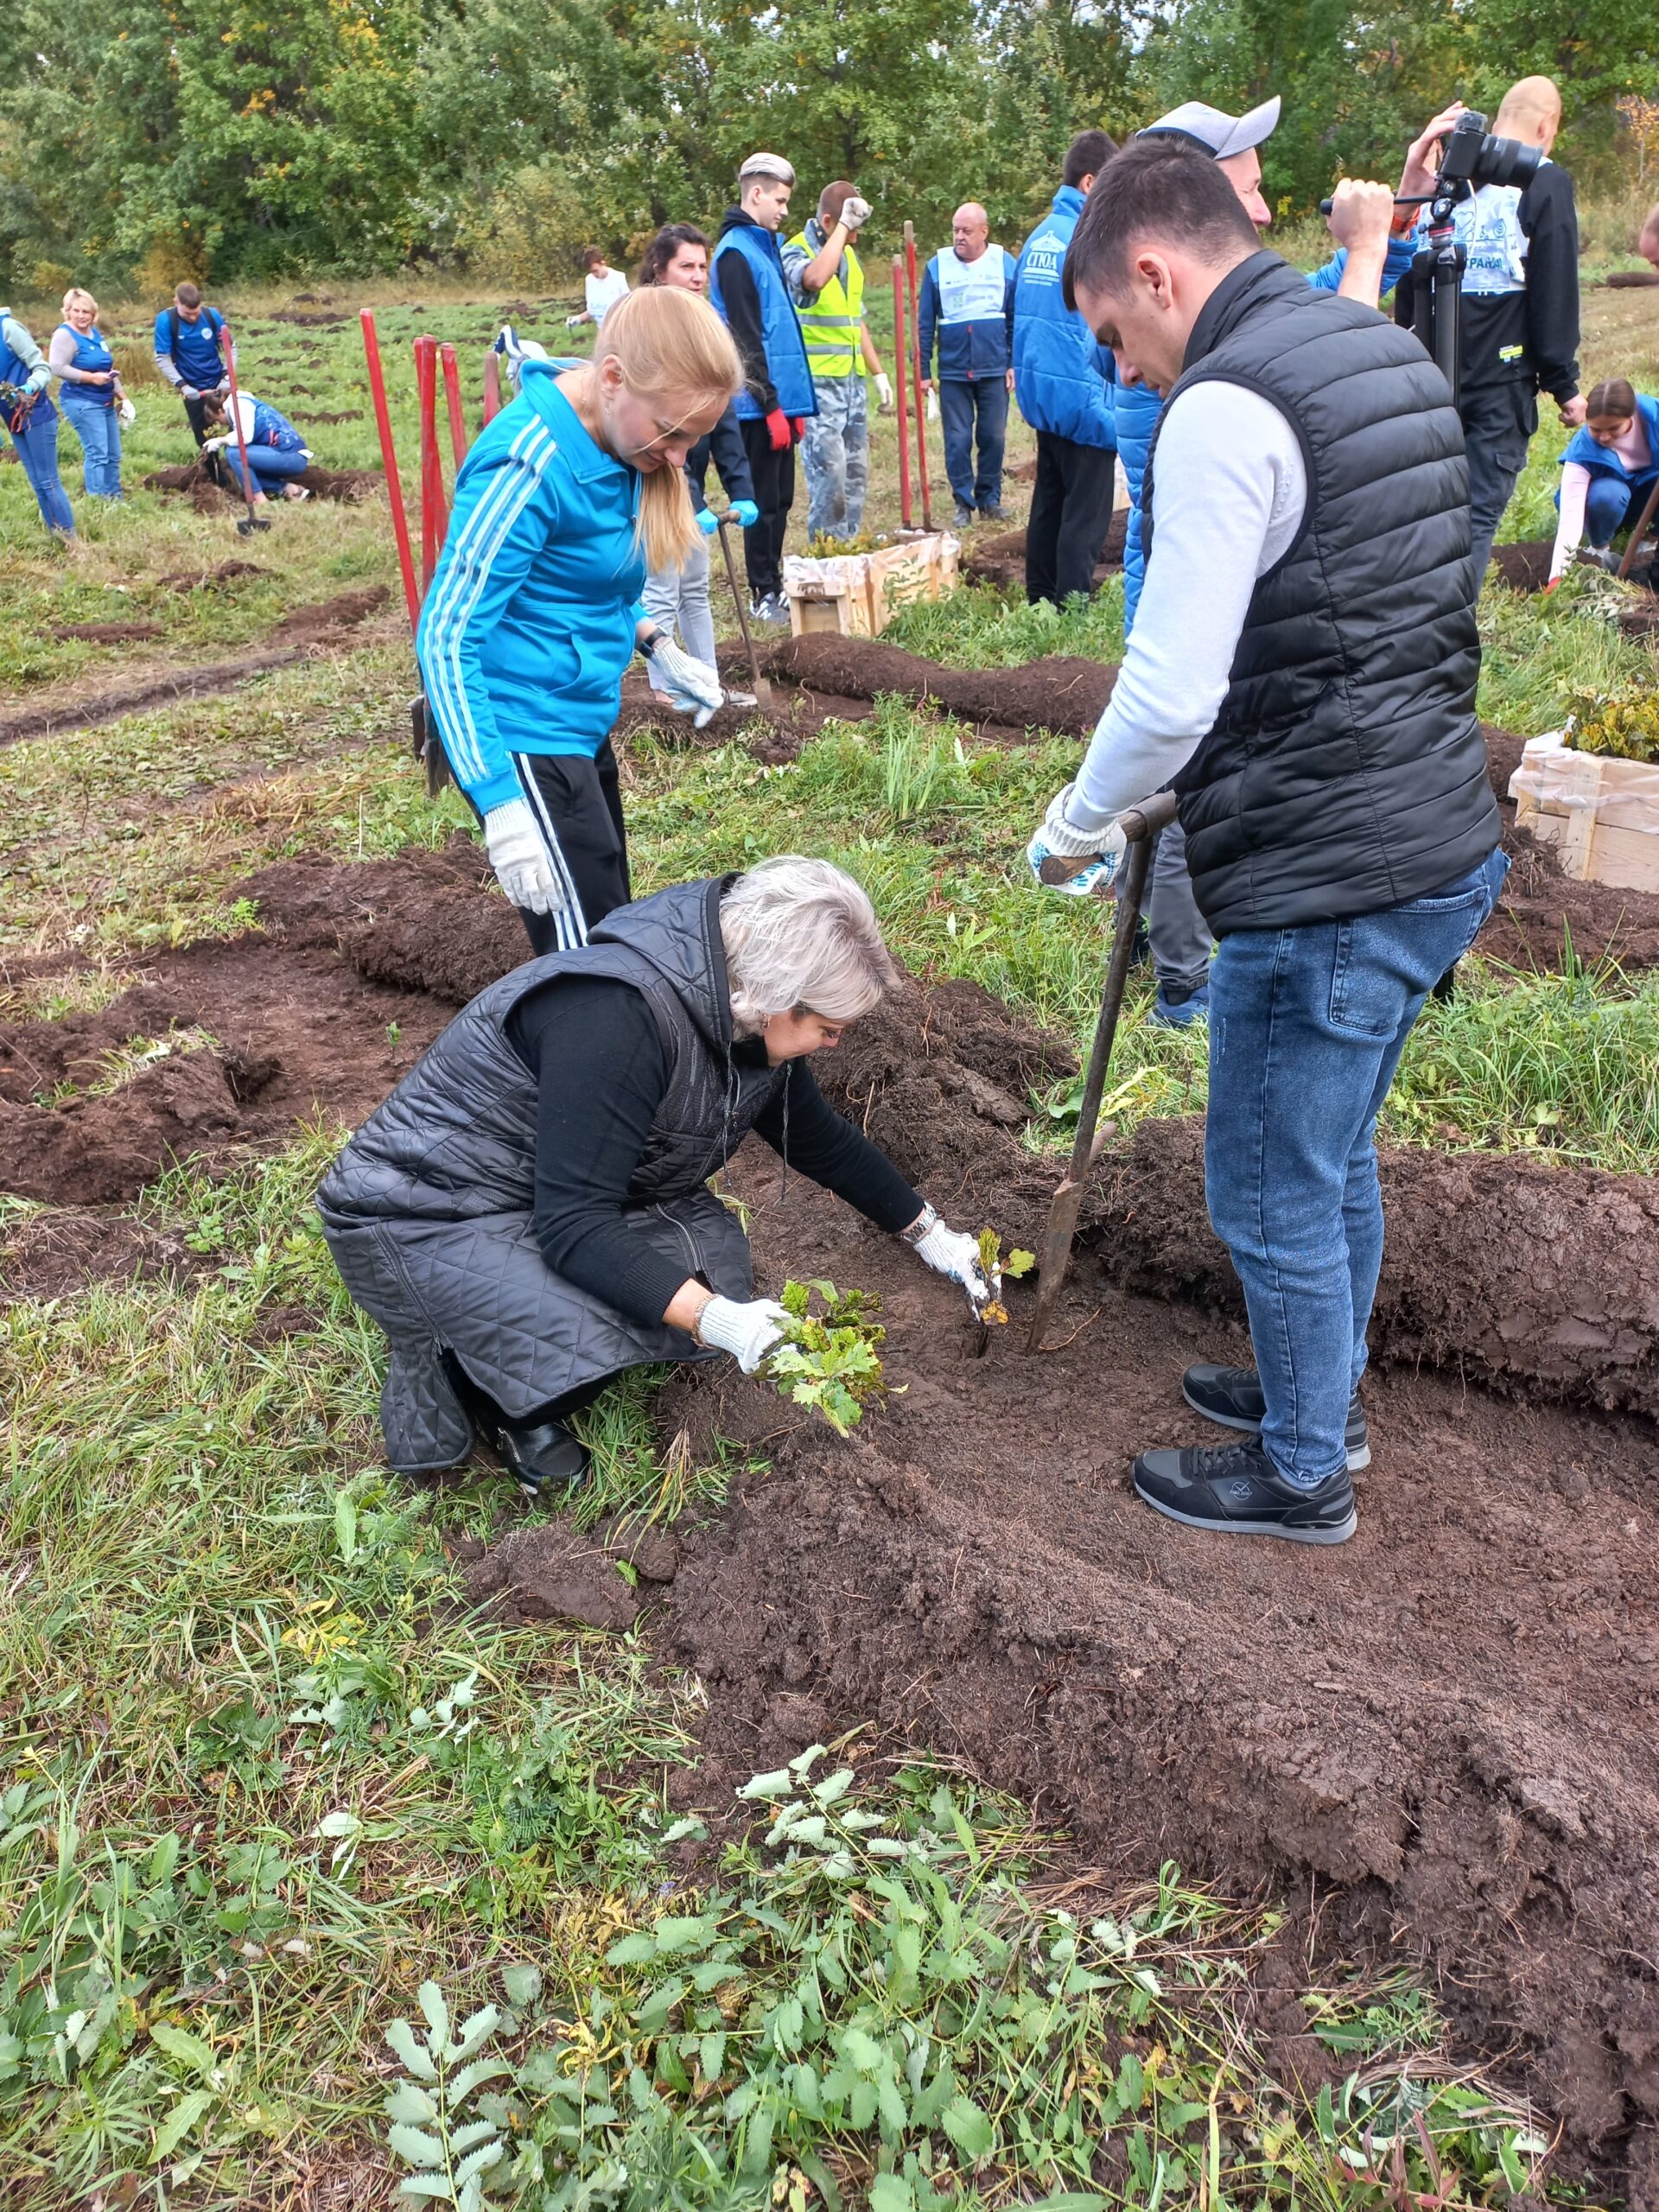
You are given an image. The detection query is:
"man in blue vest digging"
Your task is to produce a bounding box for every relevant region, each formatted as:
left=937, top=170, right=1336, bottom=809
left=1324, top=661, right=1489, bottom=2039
left=709, top=152, right=821, bottom=624
left=918, top=203, right=1016, bottom=530
left=783, top=181, right=893, bottom=545
left=151, top=282, right=234, bottom=449
left=1030, top=139, right=1503, bottom=1545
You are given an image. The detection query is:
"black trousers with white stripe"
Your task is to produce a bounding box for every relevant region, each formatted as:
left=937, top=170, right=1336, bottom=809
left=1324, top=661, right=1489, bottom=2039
left=500, top=742, right=632, bottom=955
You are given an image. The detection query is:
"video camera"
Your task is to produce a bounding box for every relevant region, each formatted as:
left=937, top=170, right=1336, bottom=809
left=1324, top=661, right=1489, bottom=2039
left=1431, top=109, right=1541, bottom=200
left=1395, top=110, right=1541, bottom=404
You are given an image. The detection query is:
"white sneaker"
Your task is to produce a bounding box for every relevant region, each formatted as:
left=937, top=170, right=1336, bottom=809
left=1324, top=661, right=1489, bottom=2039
left=725, top=688, right=758, bottom=709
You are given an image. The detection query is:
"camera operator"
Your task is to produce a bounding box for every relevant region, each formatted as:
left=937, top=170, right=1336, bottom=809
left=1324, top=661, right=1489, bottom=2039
left=1396, top=79, right=1584, bottom=585
left=1030, top=140, right=1503, bottom=1544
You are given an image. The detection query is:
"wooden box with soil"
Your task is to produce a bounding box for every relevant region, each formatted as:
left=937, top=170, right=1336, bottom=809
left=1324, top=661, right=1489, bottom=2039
left=784, top=530, right=960, bottom=639
left=1511, top=731, right=1659, bottom=893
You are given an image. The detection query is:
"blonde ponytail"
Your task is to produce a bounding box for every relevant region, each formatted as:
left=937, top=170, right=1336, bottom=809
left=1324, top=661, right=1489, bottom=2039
left=593, top=287, right=743, bottom=571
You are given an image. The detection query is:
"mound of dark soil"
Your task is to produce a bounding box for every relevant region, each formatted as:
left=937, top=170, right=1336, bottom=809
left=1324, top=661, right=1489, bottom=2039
left=612, top=668, right=867, bottom=760
left=760, top=633, right=1118, bottom=736
left=270, top=308, right=348, bottom=327
left=1490, top=538, right=1553, bottom=592
left=0, top=1205, right=205, bottom=1304
left=269, top=584, right=390, bottom=644
left=963, top=509, right=1127, bottom=593
left=158, top=559, right=272, bottom=592
left=1093, top=1114, right=1659, bottom=1418
left=306, top=410, right=360, bottom=426
left=51, top=622, right=164, bottom=645
left=465, top=1514, right=681, bottom=1631
left=1605, top=270, right=1659, bottom=289
left=1005, top=454, right=1036, bottom=482
left=143, top=461, right=378, bottom=506
left=658, top=1125, right=1659, bottom=2176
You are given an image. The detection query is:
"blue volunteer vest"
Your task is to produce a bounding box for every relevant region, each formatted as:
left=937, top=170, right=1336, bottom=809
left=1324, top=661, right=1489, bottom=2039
left=709, top=226, right=817, bottom=421
left=1559, top=392, right=1659, bottom=485
left=57, top=321, right=116, bottom=406
left=0, top=315, right=54, bottom=427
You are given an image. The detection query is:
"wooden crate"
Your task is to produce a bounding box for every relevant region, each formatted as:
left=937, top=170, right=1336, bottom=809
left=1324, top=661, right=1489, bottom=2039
left=784, top=530, right=960, bottom=640
left=1510, top=731, right=1659, bottom=892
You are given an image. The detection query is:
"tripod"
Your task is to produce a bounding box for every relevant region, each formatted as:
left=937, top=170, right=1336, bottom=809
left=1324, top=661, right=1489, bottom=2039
left=1396, top=188, right=1467, bottom=404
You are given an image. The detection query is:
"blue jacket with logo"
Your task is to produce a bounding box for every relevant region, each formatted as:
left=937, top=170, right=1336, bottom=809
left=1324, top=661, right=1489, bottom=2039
left=709, top=217, right=817, bottom=421
left=1117, top=234, right=1420, bottom=628
left=415, top=361, right=647, bottom=813
left=152, top=304, right=229, bottom=388
left=918, top=246, right=1014, bottom=382
left=1009, top=188, right=1115, bottom=449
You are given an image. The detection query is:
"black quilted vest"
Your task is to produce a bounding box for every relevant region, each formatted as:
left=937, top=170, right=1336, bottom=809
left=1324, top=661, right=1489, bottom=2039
left=1141, top=251, right=1500, bottom=935
left=317, top=877, right=783, bottom=1421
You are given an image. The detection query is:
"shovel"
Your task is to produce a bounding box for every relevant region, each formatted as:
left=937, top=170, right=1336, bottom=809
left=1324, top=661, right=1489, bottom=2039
left=715, top=514, right=775, bottom=713
left=1026, top=789, right=1180, bottom=1353
left=216, top=322, right=272, bottom=538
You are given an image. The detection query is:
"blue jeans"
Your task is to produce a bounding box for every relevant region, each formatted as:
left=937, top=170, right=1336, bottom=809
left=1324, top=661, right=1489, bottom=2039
left=59, top=386, right=123, bottom=499
left=7, top=404, right=75, bottom=535
left=1580, top=470, right=1659, bottom=548
left=1205, top=849, right=1507, bottom=1485
left=800, top=378, right=868, bottom=542
left=938, top=378, right=1009, bottom=512
left=228, top=443, right=308, bottom=498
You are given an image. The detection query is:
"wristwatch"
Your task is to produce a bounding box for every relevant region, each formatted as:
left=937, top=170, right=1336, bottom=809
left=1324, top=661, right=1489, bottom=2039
left=689, top=1289, right=716, bottom=1344
left=638, top=630, right=664, bottom=660
left=900, top=1204, right=938, bottom=1248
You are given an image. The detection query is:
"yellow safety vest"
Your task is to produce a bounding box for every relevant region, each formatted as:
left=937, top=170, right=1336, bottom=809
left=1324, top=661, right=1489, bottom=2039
left=789, top=232, right=866, bottom=378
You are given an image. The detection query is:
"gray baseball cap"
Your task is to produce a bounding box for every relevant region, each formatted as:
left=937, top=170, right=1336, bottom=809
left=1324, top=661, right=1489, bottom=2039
left=1140, top=96, right=1281, bottom=160
left=739, top=151, right=796, bottom=187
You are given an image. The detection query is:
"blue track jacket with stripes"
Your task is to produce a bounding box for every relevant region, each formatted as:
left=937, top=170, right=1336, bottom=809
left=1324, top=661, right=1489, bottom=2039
left=416, top=361, right=645, bottom=814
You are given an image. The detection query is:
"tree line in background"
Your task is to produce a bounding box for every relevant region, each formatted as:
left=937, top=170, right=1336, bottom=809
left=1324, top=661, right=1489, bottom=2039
left=2, top=0, right=1655, bottom=299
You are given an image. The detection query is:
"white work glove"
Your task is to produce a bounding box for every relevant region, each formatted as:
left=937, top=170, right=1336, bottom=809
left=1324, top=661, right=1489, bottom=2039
left=201, top=435, right=227, bottom=455
left=926, top=388, right=939, bottom=422
left=841, top=195, right=873, bottom=231
left=906, top=1207, right=997, bottom=1313
left=1027, top=784, right=1127, bottom=899
left=180, top=385, right=200, bottom=401
left=697, top=1294, right=789, bottom=1374
left=482, top=798, right=564, bottom=917
left=874, top=372, right=893, bottom=411
left=650, top=637, right=723, bottom=727
left=214, top=379, right=231, bottom=397
left=118, top=397, right=135, bottom=425
left=566, top=314, right=584, bottom=329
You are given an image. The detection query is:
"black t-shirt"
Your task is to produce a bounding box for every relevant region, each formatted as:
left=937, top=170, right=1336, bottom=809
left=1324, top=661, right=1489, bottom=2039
left=505, top=976, right=922, bottom=1327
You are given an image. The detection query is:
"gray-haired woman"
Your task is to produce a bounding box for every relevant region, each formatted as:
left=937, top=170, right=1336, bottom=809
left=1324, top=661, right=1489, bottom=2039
left=319, top=857, right=996, bottom=1490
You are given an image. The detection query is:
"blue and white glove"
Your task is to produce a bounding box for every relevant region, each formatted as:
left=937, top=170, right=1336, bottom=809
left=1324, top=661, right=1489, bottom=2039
left=1027, top=784, right=1127, bottom=899
left=494, top=323, right=550, bottom=391
left=696, top=506, right=721, bottom=535
left=904, top=1205, right=997, bottom=1313
left=730, top=499, right=760, bottom=528
left=650, top=638, right=723, bottom=727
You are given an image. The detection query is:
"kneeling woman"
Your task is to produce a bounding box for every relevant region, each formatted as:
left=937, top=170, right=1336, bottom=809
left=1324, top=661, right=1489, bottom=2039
left=319, top=858, right=996, bottom=1491
left=1548, top=377, right=1659, bottom=584
left=201, top=388, right=313, bottom=503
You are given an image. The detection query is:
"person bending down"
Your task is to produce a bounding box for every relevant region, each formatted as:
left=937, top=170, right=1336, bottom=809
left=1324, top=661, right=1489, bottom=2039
left=416, top=287, right=737, bottom=954
left=318, top=858, right=999, bottom=1492
left=1548, top=377, right=1659, bottom=584
left=201, top=390, right=312, bottom=503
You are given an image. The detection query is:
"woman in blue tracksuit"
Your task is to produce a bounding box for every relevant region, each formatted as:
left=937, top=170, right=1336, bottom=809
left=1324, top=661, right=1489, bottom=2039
left=1, top=306, right=75, bottom=538
left=50, top=289, right=126, bottom=499
left=416, top=285, right=744, bottom=954
left=200, top=390, right=313, bottom=504
left=638, top=224, right=760, bottom=705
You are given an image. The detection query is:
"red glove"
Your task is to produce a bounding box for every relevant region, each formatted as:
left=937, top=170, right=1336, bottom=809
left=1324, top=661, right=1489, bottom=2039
left=791, top=416, right=805, bottom=444
left=764, top=407, right=791, bottom=452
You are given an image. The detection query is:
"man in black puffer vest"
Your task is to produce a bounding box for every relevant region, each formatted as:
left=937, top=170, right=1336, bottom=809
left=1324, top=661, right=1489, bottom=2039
left=1030, top=139, right=1503, bottom=1545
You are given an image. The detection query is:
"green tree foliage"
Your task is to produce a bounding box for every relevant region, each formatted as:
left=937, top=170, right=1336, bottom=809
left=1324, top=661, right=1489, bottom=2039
left=1, top=0, right=1654, bottom=293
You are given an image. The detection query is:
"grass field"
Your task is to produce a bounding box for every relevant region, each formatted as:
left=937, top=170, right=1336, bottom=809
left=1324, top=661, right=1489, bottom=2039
left=0, top=259, right=1656, bottom=2210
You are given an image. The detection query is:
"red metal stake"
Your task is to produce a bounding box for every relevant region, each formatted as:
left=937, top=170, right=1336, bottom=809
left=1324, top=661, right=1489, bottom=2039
left=414, top=334, right=448, bottom=590
left=892, top=257, right=912, bottom=530
left=359, top=308, right=421, bottom=632
left=439, top=342, right=467, bottom=472
left=482, top=351, right=503, bottom=427
left=904, top=221, right=933, bottom=532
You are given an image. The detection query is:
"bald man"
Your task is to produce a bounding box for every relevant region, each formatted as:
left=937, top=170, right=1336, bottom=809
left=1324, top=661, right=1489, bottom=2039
left=1397, top=76, right=1583, bottom=585
left=918, top=202, right=1017, bottom=526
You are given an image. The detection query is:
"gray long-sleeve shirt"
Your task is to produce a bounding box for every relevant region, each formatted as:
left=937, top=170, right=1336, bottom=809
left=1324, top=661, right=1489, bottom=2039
left=0, top=311, right=52, bottom=395
left=49, top=326, right=122, bottom=387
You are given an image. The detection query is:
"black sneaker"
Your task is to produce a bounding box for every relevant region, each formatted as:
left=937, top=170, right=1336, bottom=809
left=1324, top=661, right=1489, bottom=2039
left=1182, top=1363, right=1369, bottom=1472
left=979, top=503, right=1008, bottom=523
left=1132, top=1441, right=1357, bottom=1544
left=489, top=1418, right=591, bottom=1497
left=951, top=502, right=976, bottom=530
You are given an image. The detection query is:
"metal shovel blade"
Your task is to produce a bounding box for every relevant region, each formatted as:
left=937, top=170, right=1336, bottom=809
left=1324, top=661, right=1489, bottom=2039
left=716, top=517, right=775, bottom=712
left=1025, top=790, right=1179, bottom=1352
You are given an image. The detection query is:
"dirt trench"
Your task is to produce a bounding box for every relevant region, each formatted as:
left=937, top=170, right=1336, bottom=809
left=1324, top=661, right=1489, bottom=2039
left=649, top=1105, right=1659, bottom=2184
left=963, top=509, right=1128, bottom=593
left=142, top=461, right=380, bottom=507
left=759, top=633, right=1118, bottom=735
